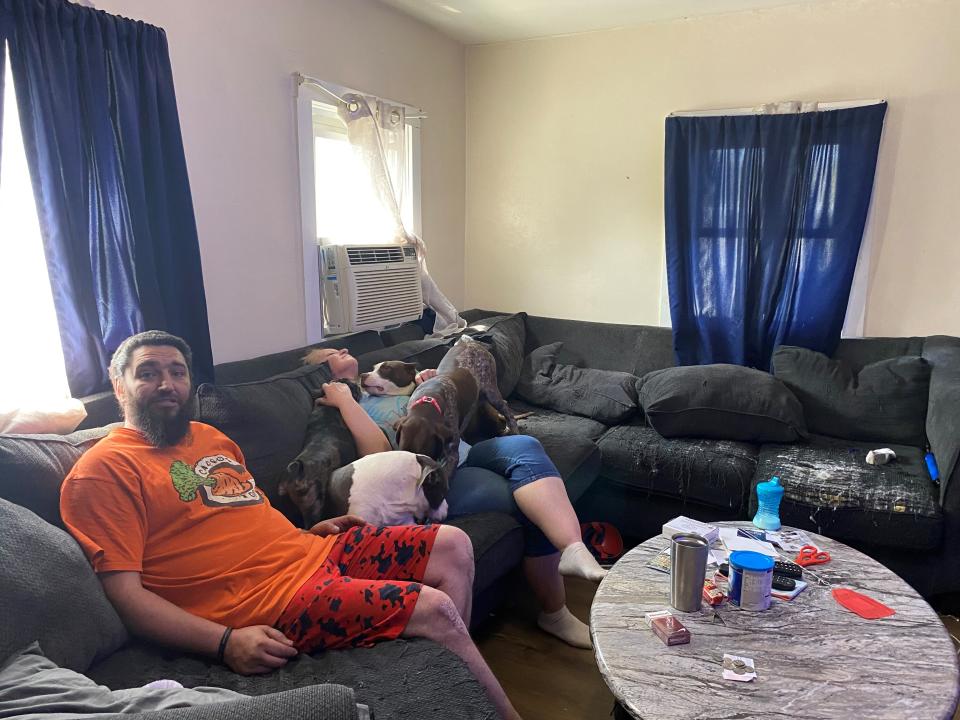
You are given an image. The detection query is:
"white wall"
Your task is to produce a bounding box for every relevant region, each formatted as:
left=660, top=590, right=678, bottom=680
left=465, top=0, right=960, bottom=338
left=93, top=0, right=466, bottom=362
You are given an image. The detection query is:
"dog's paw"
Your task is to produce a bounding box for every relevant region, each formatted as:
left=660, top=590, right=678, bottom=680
left=428, top=499, right=449, bottom=523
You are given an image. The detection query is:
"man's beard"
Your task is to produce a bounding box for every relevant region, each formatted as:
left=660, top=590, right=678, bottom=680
left=129, top=396, right=195, bottom=448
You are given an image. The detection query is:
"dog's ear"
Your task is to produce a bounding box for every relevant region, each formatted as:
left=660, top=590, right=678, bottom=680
left=394, top=416, right=407, bottom=447
left=414, top=454, right=441, bottom=484
left=402, top=362, right=418, bottom=372
left=433, top=424, right=455, bottom=460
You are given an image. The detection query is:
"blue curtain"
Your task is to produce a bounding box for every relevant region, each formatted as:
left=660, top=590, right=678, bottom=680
left=664, top=103, right=886, bottom=369
left=0, top=0, right=212, bottom=395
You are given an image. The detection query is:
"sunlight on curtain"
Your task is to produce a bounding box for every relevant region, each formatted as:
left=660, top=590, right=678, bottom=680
left=313, top=100, right=414, bottom=246
left=0, top=44, right=83, bottom=432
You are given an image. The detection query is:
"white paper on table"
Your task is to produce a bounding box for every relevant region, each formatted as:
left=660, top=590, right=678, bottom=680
left=719, top=528, right=778, bottom=557
left=766, top=529, right=814, bottom=553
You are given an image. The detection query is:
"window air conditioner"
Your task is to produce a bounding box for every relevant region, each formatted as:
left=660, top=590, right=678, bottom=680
left=318, top=244, right=423, bottom=335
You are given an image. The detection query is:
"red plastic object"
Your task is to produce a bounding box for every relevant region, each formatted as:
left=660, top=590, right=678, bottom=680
left=580, top=522, right=624, bottom=562
left=795, top=545, right=831, bottom=567
left=832, top=588, right=895, bottom=619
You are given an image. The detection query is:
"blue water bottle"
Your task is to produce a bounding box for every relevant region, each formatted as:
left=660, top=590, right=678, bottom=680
left=753, top=476, right=783, bottom=531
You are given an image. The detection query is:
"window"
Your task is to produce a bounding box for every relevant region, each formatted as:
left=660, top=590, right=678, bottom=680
left=0, top=43, right=74, bottom=415
left=296, top=78, right=422, bottom=343
left=311, top=101, right=417, bottom=244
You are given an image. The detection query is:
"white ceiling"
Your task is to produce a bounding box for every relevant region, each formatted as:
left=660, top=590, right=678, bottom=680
left=379, top=0, right=828, bottom=44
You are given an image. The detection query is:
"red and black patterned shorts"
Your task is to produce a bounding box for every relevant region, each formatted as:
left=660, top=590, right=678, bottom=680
left=275, top=524, right=440, bottom=652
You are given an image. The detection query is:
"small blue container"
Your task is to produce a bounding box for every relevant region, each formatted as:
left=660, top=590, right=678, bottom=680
left=753, top=476, right=784, bottom=531
left=728, top=550, right=774, bottom=611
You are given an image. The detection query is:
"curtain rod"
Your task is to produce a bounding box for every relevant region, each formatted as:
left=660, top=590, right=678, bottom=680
left=295, top=73, right=427, bottom=120
left=670, top=98, right=885, bottom=117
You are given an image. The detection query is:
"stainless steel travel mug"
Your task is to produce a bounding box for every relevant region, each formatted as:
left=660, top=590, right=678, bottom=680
left=670, top=533, right=708, bottom=613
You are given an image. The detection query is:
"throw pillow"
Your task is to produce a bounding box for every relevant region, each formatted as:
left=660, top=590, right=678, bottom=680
left=639, top=364, right=808, bottom=443
left=0, top=642, right=245, bottom=713
left=465, top=313, right=527, bottom=398
left=0, top=425, right=117, bottom=528
left=195, top=371, right=317, bottom=503
left=517, top=342, right=639, bottom=424
left=0, top=500, right=128, bottom=671
left=772, top=346, right=931, bottom=446
left=355, top=338, right=455, bottom=373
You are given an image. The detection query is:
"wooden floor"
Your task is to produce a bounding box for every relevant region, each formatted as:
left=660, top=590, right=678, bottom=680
left=475, top=576, right=614, bottom=720
left=476, top=579, right=960, bottom=720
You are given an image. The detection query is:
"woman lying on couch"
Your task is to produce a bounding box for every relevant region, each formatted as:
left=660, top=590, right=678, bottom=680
left=308, top=347, right=606, bottom=650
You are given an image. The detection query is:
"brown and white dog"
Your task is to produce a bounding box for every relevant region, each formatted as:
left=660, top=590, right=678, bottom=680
left=360, top=361, right=417, bottom=396
left=395, top=368, right=478, bottom=510
left=362, top=337, right=519, bottom=441
left=326, top=451, right=446, bottom=526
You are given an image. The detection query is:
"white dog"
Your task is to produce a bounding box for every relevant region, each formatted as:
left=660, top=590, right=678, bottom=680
left=327, top=451, right=448, bottom=526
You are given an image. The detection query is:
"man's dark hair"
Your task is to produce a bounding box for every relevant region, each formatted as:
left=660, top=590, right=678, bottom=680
left=110, top=331, right=194, bottom=382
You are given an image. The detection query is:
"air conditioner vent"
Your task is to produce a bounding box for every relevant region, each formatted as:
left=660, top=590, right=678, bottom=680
left=347, top=246, right=404, bottom=265
left=319, top=244, right=424, bottom=334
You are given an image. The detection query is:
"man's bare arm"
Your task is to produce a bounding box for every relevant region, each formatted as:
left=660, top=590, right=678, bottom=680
left=99, top=571, right=297, bottom=675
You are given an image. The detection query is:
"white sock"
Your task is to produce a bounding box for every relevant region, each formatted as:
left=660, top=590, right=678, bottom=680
left=538, top=606, right=592, bottom=649
left=558, top=541, right=608, bottom=582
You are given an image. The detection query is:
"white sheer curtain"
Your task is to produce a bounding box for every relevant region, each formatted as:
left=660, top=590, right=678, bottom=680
left=338, top=93, right=466, bottom=336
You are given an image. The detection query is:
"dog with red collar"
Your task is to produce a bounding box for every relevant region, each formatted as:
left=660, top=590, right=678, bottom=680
left=395, top=368, right=478, bottom=511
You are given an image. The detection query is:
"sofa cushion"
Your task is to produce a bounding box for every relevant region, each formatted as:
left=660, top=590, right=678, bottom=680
left=196, top=371, right=318, bottom=503
left=0, top=499, right=128, bottom=672
left=772, top=346, right=931, bottom=446
left=355, top=338, right=455, bottom=373
left=753, top=435, right=942, bottom=551
left=517, top=342, right=639, bottom=424
left=88, top=637, right=495, bottom=720
left=465, top=313, right=527, bottom=398
left=596, top=423, right=758, bottom=511
left=0, top=425, right=117, bottom=527
left=639, top=364, right=807, bottom=443
left=510, top=400, right=606, bottom=503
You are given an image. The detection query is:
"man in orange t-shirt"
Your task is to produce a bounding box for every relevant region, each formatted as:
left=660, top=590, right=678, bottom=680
left=61, top=331, right=519, bottom=720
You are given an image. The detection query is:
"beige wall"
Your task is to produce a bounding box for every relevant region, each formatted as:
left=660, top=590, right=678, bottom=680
left=93, top=0, right=465, bottom=362
left=465, top=0, right=960, bottom=337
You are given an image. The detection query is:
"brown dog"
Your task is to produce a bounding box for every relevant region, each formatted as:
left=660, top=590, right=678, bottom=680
left=395, top=368, right=478, bottom=510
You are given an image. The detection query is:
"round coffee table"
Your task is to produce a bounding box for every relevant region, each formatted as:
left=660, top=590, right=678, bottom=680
left=590, top=521, right=959, bottom=719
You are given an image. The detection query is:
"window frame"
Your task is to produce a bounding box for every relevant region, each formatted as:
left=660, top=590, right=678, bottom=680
left=295, top=77, right=422, bottom=343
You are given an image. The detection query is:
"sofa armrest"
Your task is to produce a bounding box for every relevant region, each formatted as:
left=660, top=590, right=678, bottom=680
left=923, top=336, right=960, bottom=506
left=124, top=685, right=360, bottom=720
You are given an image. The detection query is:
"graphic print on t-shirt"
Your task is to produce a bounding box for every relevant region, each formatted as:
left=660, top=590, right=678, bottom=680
left=169, top=454, right=263, bottom=508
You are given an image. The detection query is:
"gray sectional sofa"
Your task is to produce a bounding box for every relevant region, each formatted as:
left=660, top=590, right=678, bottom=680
left=460, top=309, right=960, bottom=601
left=3, top=306, right=957, bottom=719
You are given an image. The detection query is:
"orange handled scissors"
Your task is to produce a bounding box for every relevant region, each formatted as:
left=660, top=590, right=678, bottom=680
left=795, top=545, right=831, bottom=567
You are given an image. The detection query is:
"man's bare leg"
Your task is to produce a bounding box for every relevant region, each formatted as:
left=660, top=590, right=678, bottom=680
left=404, top=586, right=520, bottom=720
left=421, top=525, right=474, bottom=627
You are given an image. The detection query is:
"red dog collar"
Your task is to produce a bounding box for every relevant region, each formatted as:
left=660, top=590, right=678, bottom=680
left=409, top=395, right=443, bottom=416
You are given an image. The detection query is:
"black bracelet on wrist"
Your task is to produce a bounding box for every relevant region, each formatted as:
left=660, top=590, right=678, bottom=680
left=216, top=627, right=233, bottom=664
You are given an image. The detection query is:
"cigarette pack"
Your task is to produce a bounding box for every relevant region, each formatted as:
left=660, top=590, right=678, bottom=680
left=702, top=579, right=725, bottom=606
left=650, top=614, right=691, bottom=646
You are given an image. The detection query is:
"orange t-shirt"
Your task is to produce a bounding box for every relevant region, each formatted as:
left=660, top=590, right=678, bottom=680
left=60, top=422, right=336, bottom=628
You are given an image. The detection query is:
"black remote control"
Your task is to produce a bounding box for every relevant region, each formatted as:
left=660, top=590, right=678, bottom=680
left=772, top=574, right=796, bottom=591
left=773, top=560, right=803, bottom=579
